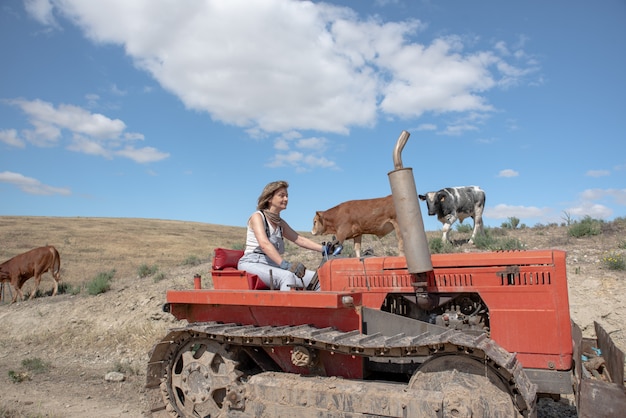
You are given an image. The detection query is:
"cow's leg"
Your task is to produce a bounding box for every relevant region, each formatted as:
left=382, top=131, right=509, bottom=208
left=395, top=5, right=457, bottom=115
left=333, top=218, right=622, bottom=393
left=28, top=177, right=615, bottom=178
left=49, top=269, right=60, bottom=296
left=441, top=216, right=457, bottom=243
left=11, top=284, right=24, bottom=304
left=353, top=236, right=362, bottom=258
left=29, top=274, right=42, bottom=300
left=469, top=211, right=485, bottom=244
left=51, top=275, right=59, bottom=296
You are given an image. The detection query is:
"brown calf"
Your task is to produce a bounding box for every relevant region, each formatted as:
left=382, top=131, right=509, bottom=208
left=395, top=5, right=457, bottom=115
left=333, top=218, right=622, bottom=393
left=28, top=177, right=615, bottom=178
left=0, top=246, right=61, bottom=303
left=311, top=195, right=404, bottom=257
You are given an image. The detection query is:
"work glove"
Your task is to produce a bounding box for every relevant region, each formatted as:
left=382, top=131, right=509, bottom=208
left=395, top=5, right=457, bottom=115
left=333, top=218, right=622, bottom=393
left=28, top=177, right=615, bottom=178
left=280, top=260, right=306, bottom=279
left=322, top=241, right=343, bottom=257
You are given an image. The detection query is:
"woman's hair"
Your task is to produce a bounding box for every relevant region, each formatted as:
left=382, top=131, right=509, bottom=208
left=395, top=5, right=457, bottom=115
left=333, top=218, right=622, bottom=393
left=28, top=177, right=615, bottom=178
left=257, top=180, right=289, bottom=210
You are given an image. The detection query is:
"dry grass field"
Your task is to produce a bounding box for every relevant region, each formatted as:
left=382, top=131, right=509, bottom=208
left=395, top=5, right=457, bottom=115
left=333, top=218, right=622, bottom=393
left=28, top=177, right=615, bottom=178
left=0, top=216, right=624, bottom=417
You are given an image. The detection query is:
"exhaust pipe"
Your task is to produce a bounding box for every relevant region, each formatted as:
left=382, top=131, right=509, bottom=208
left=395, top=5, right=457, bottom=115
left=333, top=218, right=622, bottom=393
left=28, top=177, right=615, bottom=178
left=388, top=131, right=433, bottom=285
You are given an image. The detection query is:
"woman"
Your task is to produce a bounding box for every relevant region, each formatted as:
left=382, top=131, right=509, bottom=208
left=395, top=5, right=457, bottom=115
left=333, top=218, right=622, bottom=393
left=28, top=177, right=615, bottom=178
left=237, top=180, right=327, bottom=291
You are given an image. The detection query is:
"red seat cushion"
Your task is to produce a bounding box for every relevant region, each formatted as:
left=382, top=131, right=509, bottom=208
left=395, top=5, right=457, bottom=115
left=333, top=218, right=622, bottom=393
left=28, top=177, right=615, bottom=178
left=213, top=248, right=269, bottom=290
left=213, top=248, right=244, bottom=270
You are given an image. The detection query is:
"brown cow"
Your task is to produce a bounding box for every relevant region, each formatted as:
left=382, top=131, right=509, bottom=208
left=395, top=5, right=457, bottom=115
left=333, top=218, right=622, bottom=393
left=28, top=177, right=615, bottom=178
left=311, top=195, right=404, bottom=257
left=0, top=246, right=61, bottom=303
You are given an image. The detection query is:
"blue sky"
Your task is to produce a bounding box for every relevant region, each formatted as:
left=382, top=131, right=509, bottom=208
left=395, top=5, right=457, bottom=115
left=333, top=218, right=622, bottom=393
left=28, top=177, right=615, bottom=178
left=1, top=0, right=625, bottom=233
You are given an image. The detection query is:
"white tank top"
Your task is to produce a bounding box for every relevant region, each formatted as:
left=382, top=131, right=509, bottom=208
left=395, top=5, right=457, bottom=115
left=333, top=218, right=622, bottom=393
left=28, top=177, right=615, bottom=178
left=244, top=211, right=284, bottom=255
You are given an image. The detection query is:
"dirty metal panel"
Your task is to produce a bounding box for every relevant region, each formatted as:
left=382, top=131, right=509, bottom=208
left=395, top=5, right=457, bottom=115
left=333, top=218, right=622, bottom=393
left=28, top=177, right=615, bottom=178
left=524, top=368, right=573, bottom=394
left=361, top=306, right=448, bottom=337
left=578, top=379, right=626, bottom=418
left=573, top=321, right=626, bottom=417
left=595, top=321, right=625, bottom=386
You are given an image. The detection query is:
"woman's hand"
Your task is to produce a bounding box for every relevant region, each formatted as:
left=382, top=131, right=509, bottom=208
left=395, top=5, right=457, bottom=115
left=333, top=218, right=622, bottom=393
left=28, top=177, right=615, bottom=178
left=280, top=260, right=306, bottom=278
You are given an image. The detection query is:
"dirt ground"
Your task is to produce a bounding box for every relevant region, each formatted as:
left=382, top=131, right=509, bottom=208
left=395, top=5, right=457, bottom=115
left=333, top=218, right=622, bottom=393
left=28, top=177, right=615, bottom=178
left=0, top=216, right=624, bottom=417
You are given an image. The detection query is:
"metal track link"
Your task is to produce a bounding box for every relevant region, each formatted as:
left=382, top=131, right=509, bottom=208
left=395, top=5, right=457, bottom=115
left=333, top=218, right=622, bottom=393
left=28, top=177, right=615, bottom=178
left=170, top=321, right=536, bottom=416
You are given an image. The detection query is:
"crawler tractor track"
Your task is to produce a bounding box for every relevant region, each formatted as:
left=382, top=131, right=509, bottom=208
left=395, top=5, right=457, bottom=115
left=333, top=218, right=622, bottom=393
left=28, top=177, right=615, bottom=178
left=147, top=321, right=537, bottom=417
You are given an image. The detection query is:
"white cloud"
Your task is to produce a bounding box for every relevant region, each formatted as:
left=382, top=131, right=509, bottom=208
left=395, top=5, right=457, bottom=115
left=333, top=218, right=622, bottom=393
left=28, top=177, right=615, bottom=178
left=267, top=151, right=304, bottom=168
left=0, top=129, right=25, bottom=148
left=266, top=146, right=338, bottom=172
left=505, top=118, right=519, bottom=131
left=6, top=99, right=167, bottom=164
left=85, top=93, right=100, bottom=108
left=416, top=123, right=437, bottom=131
left=579, top=188, right=626, bottom=206
left=476, top=137, right=497, bottom=145
left=296, top=137, right=328, bottom=150
left=110, top=84, right=127, bottom=96
left=498, top=169, right=519, bottom=178
left=115, top=146, right=170, bottom=164
left=585, top=169, right=610, bottom=177
left=564, top=188, right=626, bottom=221
left=11, top=98, right=126, bottom=140
left=24, top=0, right=59, bottom=28
left=34, top=0, right=537, bottom=135
left=379, top=38, right=498, bottom=118
left=269, top=133, right=336, bottom=170
left=0, top=171, right=71, bottom=196
left=566, top=202, right=613, bottom=220
left=303, top=154, right=338, bottom=170
left=67, top=135, right=111, bottom=158
left=440, top=123, right=479, bottom=136
left=274, top=138, right=291, bottom=151
left=484, top=204, right=551, bottom=220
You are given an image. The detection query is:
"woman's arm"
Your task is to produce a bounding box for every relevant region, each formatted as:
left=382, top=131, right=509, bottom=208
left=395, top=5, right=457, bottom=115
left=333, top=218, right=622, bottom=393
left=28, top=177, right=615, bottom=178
left=282, top=221, right=324, bottom=252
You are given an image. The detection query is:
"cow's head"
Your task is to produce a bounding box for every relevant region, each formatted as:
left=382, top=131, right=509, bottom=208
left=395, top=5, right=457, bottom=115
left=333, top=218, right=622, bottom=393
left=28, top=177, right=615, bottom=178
left=311, top=211, right=325, bottom=235
left=418, top=192, right=439, bottom=216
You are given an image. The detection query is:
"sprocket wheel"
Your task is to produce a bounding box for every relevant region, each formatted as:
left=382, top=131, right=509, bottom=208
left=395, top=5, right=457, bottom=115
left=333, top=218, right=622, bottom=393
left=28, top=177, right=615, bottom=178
left=161, top=337, right=243, bottom=418
left=408, top=354, right=521, bottom=418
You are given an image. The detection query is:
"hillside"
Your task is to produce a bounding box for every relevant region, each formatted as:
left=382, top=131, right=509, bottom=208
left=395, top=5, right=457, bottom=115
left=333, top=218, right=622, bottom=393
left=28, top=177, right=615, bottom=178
left=0, top=216, right=624, bottom=417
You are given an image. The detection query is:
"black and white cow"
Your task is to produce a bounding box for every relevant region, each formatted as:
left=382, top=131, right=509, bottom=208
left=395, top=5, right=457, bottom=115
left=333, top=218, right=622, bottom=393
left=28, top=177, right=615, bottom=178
left=418, top=186, right=486, bottom=244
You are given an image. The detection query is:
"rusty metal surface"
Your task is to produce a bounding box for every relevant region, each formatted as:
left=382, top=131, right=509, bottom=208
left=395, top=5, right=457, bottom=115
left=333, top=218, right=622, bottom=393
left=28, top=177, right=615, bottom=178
left=595, top=321, right=625, bottom=386
left=572, top=321, right=626, bottom=417
left=578, top=379, right=626, bottom=418
left=148, top=321, right=537, bottom=417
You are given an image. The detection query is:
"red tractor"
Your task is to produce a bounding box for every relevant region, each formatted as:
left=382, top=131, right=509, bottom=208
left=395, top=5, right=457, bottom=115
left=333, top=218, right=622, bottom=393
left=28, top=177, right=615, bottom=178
left=147, top=131, right=625, bottom=417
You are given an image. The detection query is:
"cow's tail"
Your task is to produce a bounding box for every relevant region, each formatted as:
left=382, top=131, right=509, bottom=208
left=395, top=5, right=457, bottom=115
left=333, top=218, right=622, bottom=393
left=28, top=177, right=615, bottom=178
left=50, top=246, right=61, bottom=281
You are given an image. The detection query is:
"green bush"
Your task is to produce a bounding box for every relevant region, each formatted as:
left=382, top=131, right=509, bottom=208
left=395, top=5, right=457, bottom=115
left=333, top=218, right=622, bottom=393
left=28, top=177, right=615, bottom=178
left=455, top=223, right=473, bottom=234
left=473, top=231, right=525, bottom=251
left=497, top=238, right=526, bottom=251
left=428, top=237, right=456, bottom=254
left=8, top=370, right=30, bottom=383
left=501, top=217, right=520, bottom=229
left=22, top=358, right=49, bottom=374
left=485, top=227, right=507, bottom=237
left=87, top=270, right=115, bottom=295
left=601, top=251, right=625, bottom=271
left=113, top=360, right=141, bottom=376
left=153, top=272, right=167, bottom=283
left=137, top=264, right=158, bottom=278
left=57, top=282, right=80, bottom=296
left=568, top=216, right=603, bottom=238
left=182, top=255, right=202, bottom=266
